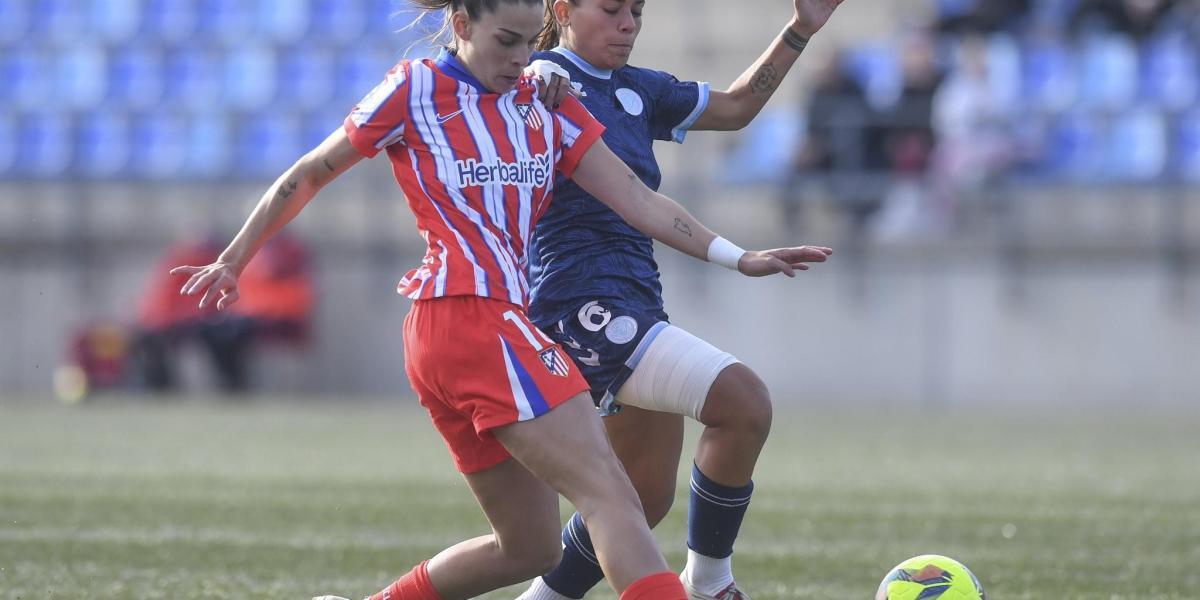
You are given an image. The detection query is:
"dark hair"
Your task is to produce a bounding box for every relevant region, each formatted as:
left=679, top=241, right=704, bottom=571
left=409, top=0, right=548, bottom=49
left=534, top=0, right=578, bottom=51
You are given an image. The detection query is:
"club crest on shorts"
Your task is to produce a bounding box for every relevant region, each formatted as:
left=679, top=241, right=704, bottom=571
left=539, top=347, right=570, bottom=377
left=516, top=102, right=543, bottom=131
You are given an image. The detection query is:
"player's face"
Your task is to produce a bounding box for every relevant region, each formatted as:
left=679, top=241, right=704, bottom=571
left=560, top=0, right=644, bottom=70
left=454, top=2, right=545, bottom=93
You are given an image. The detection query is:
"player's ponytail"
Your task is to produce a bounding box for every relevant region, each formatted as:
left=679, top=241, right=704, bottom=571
left=535, top=0, right=578, bottom=51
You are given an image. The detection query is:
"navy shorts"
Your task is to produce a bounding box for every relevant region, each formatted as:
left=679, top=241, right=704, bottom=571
left=537, top=299, right=669, bottom=414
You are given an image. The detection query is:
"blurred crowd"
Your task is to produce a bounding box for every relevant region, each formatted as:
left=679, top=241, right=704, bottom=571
left=778, top=0, right=1200, bottom=236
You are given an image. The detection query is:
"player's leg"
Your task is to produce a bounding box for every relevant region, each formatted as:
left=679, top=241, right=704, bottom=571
left=609, top=325, right=770, bottom=598
left=681, top=363, right=771, bottom=598
left=523, top=406, right=685, bottom=600
left=493, top=392, right=683, bottom=597
left=367, top=457, right=563, bottom=600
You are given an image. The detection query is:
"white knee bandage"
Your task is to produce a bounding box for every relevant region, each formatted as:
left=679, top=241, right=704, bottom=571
left=614, top=324, right=738, bottom=421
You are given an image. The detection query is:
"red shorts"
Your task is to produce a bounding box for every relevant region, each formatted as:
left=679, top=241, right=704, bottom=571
left=403, top=296, right=590, bottom=473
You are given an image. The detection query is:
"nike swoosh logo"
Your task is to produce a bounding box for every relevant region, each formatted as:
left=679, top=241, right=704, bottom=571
left=436, top=110, right=464, bottom=124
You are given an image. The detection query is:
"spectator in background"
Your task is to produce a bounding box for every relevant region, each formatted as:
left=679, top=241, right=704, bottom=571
left=1070, top=0, right=1177, bottom=40
left=931, top=34, right=1016, bottom=224
left=788, top=50, right=884, bottom=232
left=133, top=233, right=314, bottom=394
left=871, top=31, right=944, bottom=237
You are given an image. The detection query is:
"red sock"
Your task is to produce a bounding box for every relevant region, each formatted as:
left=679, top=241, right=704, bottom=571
left=619, top=571, right=687, bottom=600
left=369, top=561, right=442, bottom=600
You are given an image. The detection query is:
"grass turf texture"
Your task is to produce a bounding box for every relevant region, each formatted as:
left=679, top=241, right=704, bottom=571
left=1, top=397, right=1197, bottom=599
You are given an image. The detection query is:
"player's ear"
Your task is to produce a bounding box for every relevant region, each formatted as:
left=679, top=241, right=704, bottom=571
left=552, top=0, right=571, bottom=27
left=451, top=9, right=472, bottom=42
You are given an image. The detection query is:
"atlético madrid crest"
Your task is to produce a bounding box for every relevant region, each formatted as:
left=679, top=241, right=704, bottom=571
left=516, top=102, right=543, bottom=131
left=539, top=347, right=569, bottom=377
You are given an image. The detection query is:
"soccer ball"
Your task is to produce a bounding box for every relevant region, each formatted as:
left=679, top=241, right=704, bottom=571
left=875, top=555, right=986, bottom=600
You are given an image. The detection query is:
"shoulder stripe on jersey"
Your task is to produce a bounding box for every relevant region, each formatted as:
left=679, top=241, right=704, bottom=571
left=556, top=112, right=585, bottom=147
left=671, top=81, right=711, bottom=144
left=351, top=64, right=408, bottom=128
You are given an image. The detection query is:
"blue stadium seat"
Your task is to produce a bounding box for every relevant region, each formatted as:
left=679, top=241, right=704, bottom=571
left=222, top=45, right=278, bottom=111
left=1077, top=34, right=1138, bottom=110
left=185, top=113, right=232, bottom=178
left=1140, top=32, right=1198, bottom=111
left=235, top=112, right=303, bottom=178
left=718, top=109, right=803, bottom=185
left=88, top=0, right=141, bottom=43
left=257, top=0, right=310, bottom=44
left=277, top=46, right=335, bottom=111
left=196, top=0, right=253, bottom=44
left=165, top=48, right=222, bottom=111
left=56, top=44, right=109, bottom=110
left=76, top=112, right=132, bottom=178
left=1106, top=108, right=1167, bottom=181
left=1021, top=36, right=1077, bottom=111
left=337, top=46, right=399, bottom=107
left=0, top=0, right=31, bottom=43
left=130, top=113, right=188, bottom=179
left=1043, top=110, right=1103, bottom=179
left=109, top=47, right=166, bottom=111
left=309, top=0, right=367, bottom=44
left=5, top=46, right=52, bottom=112
left=27, top=0, right=84, bottom=44
left=302, top=110, right=346, bottom=153
left=18, top=114, right=73, bottom=178
left=1175, top=110, right=1200, bottom=182
left=843, top=44, right=902, bottom=109
left=142, top=0, right=198, bottom=43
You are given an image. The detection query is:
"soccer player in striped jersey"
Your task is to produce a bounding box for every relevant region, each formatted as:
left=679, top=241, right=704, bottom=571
left=171, top=1, right=830, bottom=600
left=517, top=2, right=844, bottom=600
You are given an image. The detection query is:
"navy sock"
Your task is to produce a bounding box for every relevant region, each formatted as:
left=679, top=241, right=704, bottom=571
left=542, top=512, right=605, bottom=599
left=687, top=462, right=754, bottom=559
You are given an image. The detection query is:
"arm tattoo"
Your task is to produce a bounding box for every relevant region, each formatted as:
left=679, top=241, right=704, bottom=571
left=276, top=180, right=298, bottom=200
left=749, top=63, right=779, bottom=95
left=674, top=218, right=693, bottom=237
left=323, top=158, right=335, bottom=172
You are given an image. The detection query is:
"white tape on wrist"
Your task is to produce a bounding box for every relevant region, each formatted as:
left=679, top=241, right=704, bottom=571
left=707, top=236, right=745, bottom=271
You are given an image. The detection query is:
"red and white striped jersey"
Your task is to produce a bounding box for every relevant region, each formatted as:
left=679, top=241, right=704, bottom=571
left=343, top=50, right=605, bottom=308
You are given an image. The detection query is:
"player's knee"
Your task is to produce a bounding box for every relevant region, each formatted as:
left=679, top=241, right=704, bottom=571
left=638, top=479, right=675, bottom=526
left=705, top=364, right=773, bottom=442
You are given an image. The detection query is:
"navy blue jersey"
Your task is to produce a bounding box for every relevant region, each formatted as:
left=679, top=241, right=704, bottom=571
left=527, top=47, right=710, bottom=329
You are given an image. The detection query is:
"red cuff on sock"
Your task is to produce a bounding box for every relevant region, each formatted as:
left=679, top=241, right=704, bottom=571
left=619, top=572, right=687, bottom=600
left=370, top=561, right=443, bottom=600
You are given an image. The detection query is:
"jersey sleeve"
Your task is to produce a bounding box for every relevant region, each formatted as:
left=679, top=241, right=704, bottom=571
left=342, top=62, right=412, bottom=158
left=644, top=69, right=710, bottom=144
left=552, top=94, right=606, bottom=179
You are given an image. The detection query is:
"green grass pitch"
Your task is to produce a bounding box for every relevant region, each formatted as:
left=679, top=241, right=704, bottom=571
left=1, top=397, right=1197, bottom=599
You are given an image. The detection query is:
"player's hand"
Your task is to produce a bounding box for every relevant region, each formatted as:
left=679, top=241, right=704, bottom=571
left=171, top=262, right=241, bottom=311
left=737, top=246, right=833, bottom=278
left=526, top=60, right=580, bottom=109
left=792, top=0, right=845, bottom=38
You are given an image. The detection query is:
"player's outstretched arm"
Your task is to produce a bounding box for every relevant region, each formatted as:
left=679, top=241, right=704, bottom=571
left=171, top=128, right=363, bottom=310
left=570, top=139, right=832, bottom=278
left=693, top=0, right=845, bottom=131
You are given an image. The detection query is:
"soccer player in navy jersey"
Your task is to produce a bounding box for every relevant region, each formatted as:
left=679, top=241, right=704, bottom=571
left=519, top=2, right=844, bottom=599
left=172, top=1, right=830, bottom=599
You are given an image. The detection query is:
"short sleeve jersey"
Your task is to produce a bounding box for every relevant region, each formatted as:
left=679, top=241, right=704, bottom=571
left=526, top=47, right=710, bottom=327
left=344, top=49, right=606, bottom=308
